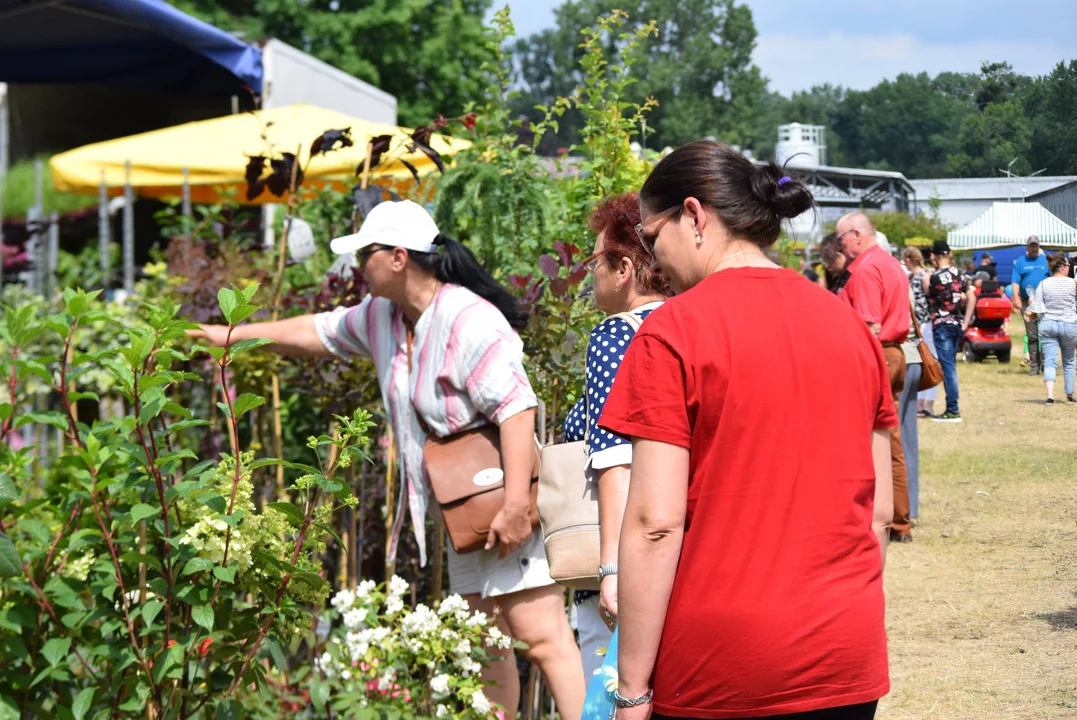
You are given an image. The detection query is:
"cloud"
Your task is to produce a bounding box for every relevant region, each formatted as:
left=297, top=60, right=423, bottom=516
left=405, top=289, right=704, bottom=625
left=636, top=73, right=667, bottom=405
left=756, top=32, right=1074, bottom=95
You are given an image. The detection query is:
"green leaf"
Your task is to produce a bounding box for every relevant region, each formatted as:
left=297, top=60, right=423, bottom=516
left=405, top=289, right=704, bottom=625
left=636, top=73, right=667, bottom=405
left=315, top=522, right=344, bottom=548
left=138, top=392, right=167, bottom=427
left=229, top=338, right=275, bottom=356
left=232, top=393, right=265, bottom=419
left=196, top=346, right=227, bottom=362
left=0, top=404, right=11, bottom=422
left=119, top=552, right=163, bottom=573
left=0, top=473, right=16, bottom=506
left=20, top=411, right=69, bottom=431
left=67, top=391, right=100, bottom=404
left=316, top=477, right=344, bottom=494
left=310, top=679, right=330, bottom=709
left=221, top=510, right=245, bottom=529
left=217, top=288, right=238, bottom=324
left=191, top=605, right=214, bottom=631
left=200, top=494, right=227, bottom=514
left=216, top=699, right=242, bottom=720
left=246, top=458, right=283, bottom=472
left=130, top=504, right=159, bottom=524
left=155, top=449, right=199, bottom=468
left=212, top=565, right=238, bottom=584
left=141, top=599, right=164, bottom=627
left=19, top=518, right=52, bottom=545
left=266, top=502, right=303, bottom=526
left=292, top=571, right=329, bottom=593
left=42, top=637, right=71, bottom=667
left=0, top=533, right=22, bottom=578
left=63, top=291, right=87, bottom=317
left=216, top=401, right=232, bottom=420
left=72, top=687, right=95, bottom=720
left=228, top=305, right=257, bottom=325
left=265, top=636, right=287, bottom=671
left=239, top=283, right=260, bottom=304
left=168, top=419, right=212, bottom=433
left=182, top=557, right=214, bottom=576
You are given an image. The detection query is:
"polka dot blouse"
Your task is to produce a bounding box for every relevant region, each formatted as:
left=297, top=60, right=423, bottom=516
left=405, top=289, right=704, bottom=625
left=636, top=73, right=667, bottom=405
left=563, top=303, right=662, bottom=469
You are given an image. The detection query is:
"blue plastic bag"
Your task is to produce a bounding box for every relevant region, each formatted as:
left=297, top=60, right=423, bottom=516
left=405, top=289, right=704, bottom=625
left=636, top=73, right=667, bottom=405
left=581, top=628, right=618, bottom=720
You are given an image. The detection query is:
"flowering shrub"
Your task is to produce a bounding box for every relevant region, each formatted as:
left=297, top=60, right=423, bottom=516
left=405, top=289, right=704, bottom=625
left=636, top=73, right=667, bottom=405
left=0, top=286, right=372, bottom=719
left=315, top=578, right=515, bottom=719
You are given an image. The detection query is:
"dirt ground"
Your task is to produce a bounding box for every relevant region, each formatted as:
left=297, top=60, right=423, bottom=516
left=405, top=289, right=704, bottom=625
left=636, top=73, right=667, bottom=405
left=880, top=345, right=1077, bottom=719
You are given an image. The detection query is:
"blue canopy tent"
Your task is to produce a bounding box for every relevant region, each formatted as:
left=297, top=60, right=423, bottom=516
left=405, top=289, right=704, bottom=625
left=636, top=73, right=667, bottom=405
left=0, top=0, right=262, bottom=95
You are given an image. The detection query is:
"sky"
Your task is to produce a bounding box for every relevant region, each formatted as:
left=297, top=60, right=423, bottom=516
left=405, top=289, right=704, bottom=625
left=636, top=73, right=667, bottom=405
left=500, top=0, right=1077, bottom=95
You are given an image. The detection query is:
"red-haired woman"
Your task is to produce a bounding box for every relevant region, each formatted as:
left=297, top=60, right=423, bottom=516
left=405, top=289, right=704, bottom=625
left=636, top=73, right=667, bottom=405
left=563, top=192, right=672, bottom=681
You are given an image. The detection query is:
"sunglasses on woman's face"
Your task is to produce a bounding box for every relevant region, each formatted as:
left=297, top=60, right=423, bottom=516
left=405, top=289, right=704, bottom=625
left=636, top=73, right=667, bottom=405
left=357, top=246, right=391, bottom=267
left=634, top=205, right=681, bottom=258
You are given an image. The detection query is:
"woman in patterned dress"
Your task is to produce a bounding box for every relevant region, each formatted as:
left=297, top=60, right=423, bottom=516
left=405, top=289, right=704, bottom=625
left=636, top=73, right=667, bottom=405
left=903, top=247, right=937, bottom=418
left=563, top=193, right=671, bottom=681
left=193, top=200, right=585, bottom=719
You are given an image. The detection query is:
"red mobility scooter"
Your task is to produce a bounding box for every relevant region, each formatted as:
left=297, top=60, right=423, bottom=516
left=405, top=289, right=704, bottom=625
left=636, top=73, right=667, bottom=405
left=962, top=280, right=1012, bottom=363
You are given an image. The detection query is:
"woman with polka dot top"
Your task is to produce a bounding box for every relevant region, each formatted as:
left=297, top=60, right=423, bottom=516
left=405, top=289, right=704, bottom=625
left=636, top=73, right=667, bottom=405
left=563, top=193, right=672, bottom=681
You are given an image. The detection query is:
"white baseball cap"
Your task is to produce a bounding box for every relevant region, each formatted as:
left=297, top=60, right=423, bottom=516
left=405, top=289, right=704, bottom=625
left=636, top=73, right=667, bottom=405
left=329, top=200, right=441, bottom=255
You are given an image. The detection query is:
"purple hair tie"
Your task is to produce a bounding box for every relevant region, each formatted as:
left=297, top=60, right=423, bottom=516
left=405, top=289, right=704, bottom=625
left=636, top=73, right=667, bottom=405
left=777, top=176, right=792, bottom=186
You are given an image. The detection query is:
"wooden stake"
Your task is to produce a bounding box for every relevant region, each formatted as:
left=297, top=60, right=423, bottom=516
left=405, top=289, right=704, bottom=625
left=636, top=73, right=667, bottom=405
left=347, top=465, right=358, bottom=589
left=268, top=145, right=304, bottom=493
left=384, top=428, right=397, bottom=582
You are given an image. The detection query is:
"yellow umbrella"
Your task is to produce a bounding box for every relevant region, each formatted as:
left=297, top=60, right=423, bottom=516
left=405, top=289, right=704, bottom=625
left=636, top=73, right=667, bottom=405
left=49, top=103, right=471, bottom=204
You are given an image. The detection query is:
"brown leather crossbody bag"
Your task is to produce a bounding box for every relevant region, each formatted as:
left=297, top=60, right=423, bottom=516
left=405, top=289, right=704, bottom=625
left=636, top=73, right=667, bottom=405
left=407, top=327, right=540, bottom=555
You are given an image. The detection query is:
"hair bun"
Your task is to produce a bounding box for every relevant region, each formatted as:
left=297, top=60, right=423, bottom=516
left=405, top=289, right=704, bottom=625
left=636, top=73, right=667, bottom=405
left=749, top=163, right=814, bottom=221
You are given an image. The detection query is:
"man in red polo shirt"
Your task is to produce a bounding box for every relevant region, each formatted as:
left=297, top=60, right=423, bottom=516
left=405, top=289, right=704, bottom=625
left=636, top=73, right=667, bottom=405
left=837, top=212, right=913, bottom=542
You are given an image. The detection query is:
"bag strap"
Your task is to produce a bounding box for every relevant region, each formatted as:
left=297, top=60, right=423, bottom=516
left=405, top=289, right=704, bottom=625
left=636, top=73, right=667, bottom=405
left=909, top=300, right=924, bottom=341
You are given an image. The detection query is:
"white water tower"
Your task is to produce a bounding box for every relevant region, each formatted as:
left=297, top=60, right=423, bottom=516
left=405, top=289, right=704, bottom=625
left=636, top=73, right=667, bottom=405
left=776, top=123, right=828, bottom=168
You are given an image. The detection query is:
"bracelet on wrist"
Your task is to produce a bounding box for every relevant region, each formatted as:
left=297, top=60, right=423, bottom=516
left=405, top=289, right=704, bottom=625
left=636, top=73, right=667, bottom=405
left=597, top=564, right=618, bottom=583
left=613, top=688, right=653, bottom=709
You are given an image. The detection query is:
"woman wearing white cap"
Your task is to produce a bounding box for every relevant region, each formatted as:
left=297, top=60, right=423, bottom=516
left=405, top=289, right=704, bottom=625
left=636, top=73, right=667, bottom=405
left=192, top=200, right=585, bottom=718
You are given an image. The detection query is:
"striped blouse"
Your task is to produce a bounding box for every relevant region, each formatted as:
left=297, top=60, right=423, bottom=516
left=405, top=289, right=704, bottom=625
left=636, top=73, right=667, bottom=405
left=314, top=284, right=538, bottom=565
left=1029, top=276, right=1077, bottom=323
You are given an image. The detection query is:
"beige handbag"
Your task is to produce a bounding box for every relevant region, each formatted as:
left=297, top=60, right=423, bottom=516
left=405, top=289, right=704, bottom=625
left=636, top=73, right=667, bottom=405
left=537, top=311, right=643, bottom=590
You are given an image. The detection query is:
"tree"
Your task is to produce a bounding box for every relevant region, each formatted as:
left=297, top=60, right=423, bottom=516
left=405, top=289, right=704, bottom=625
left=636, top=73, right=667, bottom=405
left=168, top=0, right=496, bottom=127
left=945, top=63, right=1033, bottom=177
left=512, top=0, right=764, bottom=153
left=832, top=72, right=963, bottom=178
left=1025, top=60, right=1077, bottom=176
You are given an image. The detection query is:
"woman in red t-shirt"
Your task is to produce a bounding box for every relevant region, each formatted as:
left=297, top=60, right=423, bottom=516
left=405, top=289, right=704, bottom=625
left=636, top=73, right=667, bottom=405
left=600, top=141, right=896, bottom=720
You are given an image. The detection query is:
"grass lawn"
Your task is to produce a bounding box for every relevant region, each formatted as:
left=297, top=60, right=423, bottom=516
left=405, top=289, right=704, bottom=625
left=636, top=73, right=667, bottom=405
left=881, top=332, right=1077, bottom=719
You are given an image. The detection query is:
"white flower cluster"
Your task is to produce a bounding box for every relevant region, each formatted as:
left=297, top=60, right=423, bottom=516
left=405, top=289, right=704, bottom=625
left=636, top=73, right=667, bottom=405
left=319, top=575, right=514, bottom=716
left=484, top=626, right=512, bottom=651
left=179, top=516, right=253, bottom=572
left=471, top=689, right=492, bottom=715
left=430, top=673, right=451, bottom=698
left=400, top=603, right=440, bottom=637
left=438, top=593, right=471, bottom=622
left=61, top=550, right=96, bottom=582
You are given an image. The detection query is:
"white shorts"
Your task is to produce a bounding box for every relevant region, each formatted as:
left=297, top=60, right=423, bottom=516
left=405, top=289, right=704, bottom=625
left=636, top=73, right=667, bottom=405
left=446, top=531, right=555, bottom=599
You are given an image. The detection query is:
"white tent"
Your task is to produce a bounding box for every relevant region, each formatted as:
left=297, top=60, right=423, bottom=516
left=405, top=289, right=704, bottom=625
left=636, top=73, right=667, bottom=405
left=948, top=201, right=1077, bottom=249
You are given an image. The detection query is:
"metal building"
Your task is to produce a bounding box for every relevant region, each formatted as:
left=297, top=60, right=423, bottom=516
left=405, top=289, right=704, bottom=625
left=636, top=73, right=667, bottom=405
left=1026, top=180, right=1077, bottom=229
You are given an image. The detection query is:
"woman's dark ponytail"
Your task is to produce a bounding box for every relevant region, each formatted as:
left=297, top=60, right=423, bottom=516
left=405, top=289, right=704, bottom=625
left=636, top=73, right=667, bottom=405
left=411, top=234, right=530, bottom=330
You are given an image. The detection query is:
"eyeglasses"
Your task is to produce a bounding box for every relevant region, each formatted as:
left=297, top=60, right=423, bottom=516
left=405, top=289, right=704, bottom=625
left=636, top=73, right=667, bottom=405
left=357, top=246, right=390, bottom=266
left=834, top=228, right=859, bottom=249
left=582, top=249, right=613, bottom=273
left=634, top=205, right=682, bottom=258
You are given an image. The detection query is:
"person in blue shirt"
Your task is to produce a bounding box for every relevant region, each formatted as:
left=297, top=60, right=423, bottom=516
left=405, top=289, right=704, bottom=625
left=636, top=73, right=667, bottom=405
left=1012, top=235, right=1050, bottom=375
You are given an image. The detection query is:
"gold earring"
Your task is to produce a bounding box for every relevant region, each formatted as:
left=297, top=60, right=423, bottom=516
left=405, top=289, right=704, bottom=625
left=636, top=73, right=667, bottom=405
left=695, top=230, right=704, bottom=247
